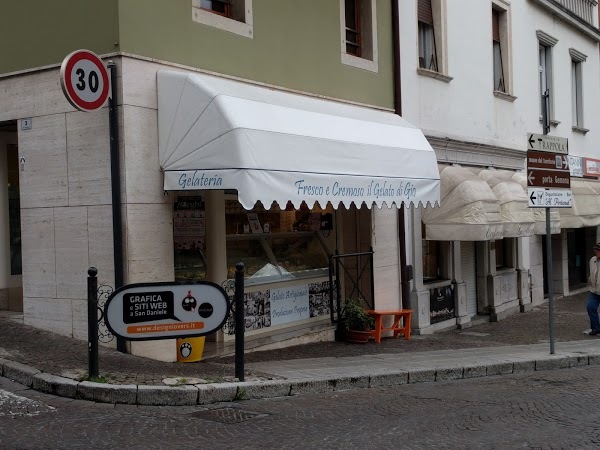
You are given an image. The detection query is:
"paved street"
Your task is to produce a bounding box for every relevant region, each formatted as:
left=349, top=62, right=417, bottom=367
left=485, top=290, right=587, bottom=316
left=2, top=364, right=600, bottom=449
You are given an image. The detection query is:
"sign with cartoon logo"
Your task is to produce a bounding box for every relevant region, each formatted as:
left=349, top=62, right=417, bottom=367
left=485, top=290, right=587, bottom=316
left=104, top=282, right=230, bottom=340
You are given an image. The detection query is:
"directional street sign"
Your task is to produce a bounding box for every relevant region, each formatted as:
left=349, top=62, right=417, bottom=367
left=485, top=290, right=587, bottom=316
left=527, top=150, right=569, bottom=171
left=526, top=169, right=570, bottom=188
left=527, top=133, right=568, bottom=155
left=528, top=188, right=572, bottom=208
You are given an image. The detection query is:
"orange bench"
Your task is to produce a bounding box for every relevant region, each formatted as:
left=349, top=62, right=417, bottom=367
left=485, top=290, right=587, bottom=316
left=367, top=309, right=413, bottom=344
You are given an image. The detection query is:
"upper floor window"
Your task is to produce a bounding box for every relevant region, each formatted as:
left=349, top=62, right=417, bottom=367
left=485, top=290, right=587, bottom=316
left=340, top=0, right=378, bottom=72
left=192, top=0, right=253, bottom=38
left=200, top=0, right=231, bottom=17
left=569, top=48, right=588, bottom=133
left=537, top=30, right=558, bottom=129
left=491, top=2, right=515, bottom=102
left=416, top=0, right=451, bottom=82
left=418, top=0, right=437, bottom=71
left=492, top=9, right=505, bottom=92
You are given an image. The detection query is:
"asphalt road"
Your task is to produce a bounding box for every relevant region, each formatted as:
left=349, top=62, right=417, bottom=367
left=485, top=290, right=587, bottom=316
left=2, top=365, right=600, bottom=449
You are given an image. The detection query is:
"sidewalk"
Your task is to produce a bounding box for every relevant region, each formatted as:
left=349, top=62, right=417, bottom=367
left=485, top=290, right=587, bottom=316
left=1, top=291, right=599, bottom=406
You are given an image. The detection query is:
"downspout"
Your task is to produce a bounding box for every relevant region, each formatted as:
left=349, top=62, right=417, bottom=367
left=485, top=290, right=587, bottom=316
left=391, top=0, right=411, bottom=309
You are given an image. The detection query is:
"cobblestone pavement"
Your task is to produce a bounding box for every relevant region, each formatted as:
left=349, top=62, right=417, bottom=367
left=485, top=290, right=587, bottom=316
left=2, top=362, right=600, bottom=449
left=0, top=291, right=595, bottom=385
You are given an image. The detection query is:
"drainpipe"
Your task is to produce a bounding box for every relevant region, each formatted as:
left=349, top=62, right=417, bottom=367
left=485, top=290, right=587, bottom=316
left=391, top=0, right=411, bottom=309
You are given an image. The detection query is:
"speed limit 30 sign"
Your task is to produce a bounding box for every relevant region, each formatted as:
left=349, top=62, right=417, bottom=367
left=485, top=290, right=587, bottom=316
left=60, top=49, right=110, bottom=112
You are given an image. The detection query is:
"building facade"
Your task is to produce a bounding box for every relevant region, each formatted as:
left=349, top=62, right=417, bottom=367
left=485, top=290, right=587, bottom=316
left=1, top=0, right=444, bottom=360
left=400, top=0, right=600, bottom=333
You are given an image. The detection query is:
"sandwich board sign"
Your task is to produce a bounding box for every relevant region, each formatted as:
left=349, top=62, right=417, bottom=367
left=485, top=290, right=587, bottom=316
left=104, top=282, right=230, bottom=341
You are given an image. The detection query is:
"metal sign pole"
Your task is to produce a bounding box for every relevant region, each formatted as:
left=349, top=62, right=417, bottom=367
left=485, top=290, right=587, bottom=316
left=234, top=263, right=245, bottom=381
left=87, top=267, right=99, bottom=378
left=546, top=209, right=555, bottom=354
left=542, top=89, right=555, bottom=355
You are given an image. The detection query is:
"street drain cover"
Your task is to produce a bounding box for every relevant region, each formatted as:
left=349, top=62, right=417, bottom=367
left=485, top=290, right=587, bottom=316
left=190, top=408, right=269, bottom=424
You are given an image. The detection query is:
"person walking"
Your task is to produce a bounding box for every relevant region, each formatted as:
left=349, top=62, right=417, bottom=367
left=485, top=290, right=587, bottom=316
left=587, top=243, right=600, bottom=336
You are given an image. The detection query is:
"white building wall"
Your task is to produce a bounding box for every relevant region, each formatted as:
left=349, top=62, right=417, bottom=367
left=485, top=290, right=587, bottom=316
left=402, top=0, right=600, bottom=157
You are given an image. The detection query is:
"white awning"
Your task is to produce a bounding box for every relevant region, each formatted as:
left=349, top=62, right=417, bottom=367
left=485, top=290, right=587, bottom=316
left=476, top=169, right=535, bottom=238
left=511, top=171, right=561, bottom=234
left=422, top=165, right=503, bottom=241
left=157, top=71, right=440, bottom=210
left=559, top=179, right=600, bottom=228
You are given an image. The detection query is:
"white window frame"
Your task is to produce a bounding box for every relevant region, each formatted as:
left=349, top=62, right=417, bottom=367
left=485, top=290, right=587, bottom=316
left=570, top=48, right=587, bottom=132
left=537, top=30, right=558, bottom=126
left=340, top=0, right=378, bottom=72
left=191, top=0, right=253, bottom=38
left=491, top=0, right=515, bottom=102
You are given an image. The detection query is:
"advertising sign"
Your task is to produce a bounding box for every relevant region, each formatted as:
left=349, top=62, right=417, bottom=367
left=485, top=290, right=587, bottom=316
left=270, top=285, right=310, bottom=326
left=569, top=156, right=584, bottom=177
left=104, top=282, right=230, bottom=340
left=584, top=157, right=600, bottom=177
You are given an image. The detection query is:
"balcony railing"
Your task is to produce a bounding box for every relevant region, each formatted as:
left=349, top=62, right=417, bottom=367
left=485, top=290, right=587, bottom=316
left=553, top=0, right=597, bottom=25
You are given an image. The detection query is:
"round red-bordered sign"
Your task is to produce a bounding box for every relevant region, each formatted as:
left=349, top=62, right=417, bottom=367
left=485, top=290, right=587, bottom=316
left=60, top=50, right=109, bottom=112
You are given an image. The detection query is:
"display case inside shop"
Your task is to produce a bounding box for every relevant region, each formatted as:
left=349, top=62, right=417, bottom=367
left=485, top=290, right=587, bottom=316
left=226, top=232, right=330, bottom=285
left=225, top=198, right=332, bottom=285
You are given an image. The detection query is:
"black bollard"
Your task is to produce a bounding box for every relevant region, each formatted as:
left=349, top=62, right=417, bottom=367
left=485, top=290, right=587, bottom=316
left=234, top=262, right=245, bottom=382
left=87, top=267, right=99, bottom=379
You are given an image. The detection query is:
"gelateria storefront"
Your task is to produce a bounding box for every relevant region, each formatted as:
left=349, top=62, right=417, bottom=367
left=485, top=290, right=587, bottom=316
left=158, top=70, right=440, bottom=350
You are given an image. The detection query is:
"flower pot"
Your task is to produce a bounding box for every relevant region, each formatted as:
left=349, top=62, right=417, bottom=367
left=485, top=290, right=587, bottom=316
left=344, top=329, right=371, bottom=343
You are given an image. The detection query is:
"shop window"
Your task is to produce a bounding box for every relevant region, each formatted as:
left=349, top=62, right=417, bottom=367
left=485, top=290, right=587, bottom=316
left=340, top=0, right=378, bottom=72
left=495, top=238, right=514, bottom=270
left=192, top=0, right=253, bottom=38
left=422, top=223, right=448, bottom=282
left=7, top=145, right=21, bottom=275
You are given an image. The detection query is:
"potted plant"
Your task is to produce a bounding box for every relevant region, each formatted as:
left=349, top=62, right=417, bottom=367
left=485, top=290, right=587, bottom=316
left=342, top=298, right=374, bottom=343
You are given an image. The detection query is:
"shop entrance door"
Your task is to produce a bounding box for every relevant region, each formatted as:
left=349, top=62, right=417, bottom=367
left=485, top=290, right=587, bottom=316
left=461, top=242, right=478, bottom=316
left=567, top=228, right=587, bottom=290
left=0, top=122, right=22, bottom=312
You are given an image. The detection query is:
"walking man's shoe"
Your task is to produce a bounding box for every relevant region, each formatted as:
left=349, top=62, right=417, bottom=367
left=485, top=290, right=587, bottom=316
left=589, top=330, right=600, bottom=336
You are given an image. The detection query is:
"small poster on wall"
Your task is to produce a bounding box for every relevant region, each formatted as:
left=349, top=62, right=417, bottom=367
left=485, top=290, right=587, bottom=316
left=173, top=196, right=205, bottom=251
left=270, top=285, right=310, bottom=326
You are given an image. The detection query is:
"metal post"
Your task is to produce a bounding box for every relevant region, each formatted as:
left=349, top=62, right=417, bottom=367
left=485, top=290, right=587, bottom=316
left=107, top=61, right=126, bottom=353
left=542, top=88, right=555, bottom=354
left=87, top=267, right=99, bottom=379
left=546, top=210, right=555, bottom=354
left=234, top=262, right=245, bottom=381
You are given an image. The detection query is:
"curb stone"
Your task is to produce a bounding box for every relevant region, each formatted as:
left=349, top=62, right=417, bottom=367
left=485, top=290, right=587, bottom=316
left=137, top=385, right=198, bottom=406
left=408, top=369, right=436, bottom=384
left=197, top=383, right=238, bottom=405
left=77, top=381, right=137, bottom=404
left=289, top=379, right=335, bottom=395
left=3, top=361, right=40, bottom=387
left=33, top=373, right=78, bottom=398
left=236, top=380, right=291, bottom=400
left=368, top=372, right=408, bottom=388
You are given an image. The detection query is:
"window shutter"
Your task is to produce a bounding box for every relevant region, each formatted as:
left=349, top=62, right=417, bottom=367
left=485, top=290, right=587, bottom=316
left=418, top=0, right=434, bottom=25
left=492, top=9, right=500, bottom=42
